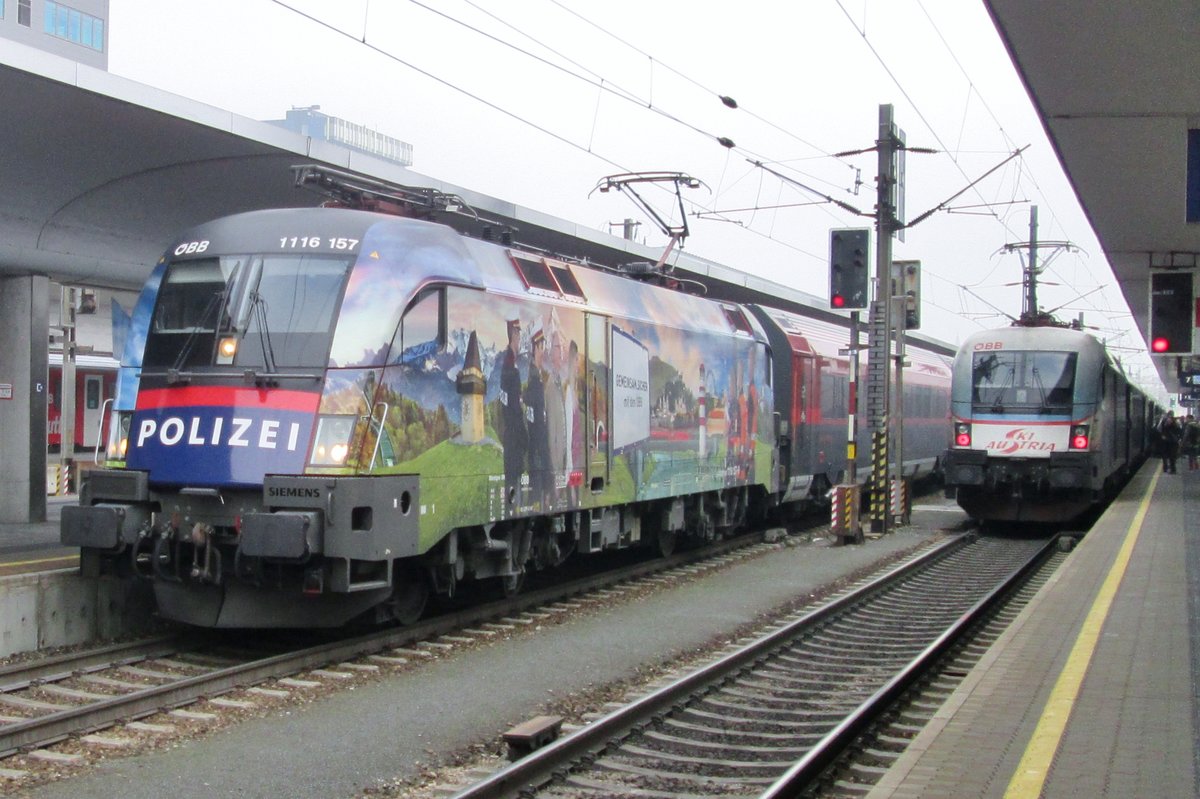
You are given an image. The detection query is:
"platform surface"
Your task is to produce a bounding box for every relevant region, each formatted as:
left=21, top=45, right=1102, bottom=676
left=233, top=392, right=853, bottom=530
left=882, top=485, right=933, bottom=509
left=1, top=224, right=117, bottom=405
left=869, top=461, right=1198, bottom=798
left=0, top=494, right=77, bottom=576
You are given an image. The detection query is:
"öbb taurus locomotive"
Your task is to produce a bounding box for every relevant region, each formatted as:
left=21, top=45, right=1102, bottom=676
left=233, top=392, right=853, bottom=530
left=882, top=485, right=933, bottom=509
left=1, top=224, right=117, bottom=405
left=63, top=206, right=952, bottom=627
left=941, top=325, right=1154, bottom=524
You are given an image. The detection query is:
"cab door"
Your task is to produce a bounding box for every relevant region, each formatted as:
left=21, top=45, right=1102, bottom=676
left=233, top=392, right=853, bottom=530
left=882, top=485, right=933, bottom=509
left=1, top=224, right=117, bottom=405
left=81, top=375, right=106, bottom=448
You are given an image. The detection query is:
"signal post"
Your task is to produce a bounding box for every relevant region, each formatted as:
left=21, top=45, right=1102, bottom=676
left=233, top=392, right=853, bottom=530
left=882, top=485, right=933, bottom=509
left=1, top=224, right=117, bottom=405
left=829, top=228, right=869, bottom=543
left=867, top=105, right=904, bottom=535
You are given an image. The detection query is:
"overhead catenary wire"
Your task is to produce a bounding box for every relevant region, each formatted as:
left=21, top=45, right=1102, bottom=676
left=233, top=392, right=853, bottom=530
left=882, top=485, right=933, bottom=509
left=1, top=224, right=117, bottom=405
left=265, top=0, right=1144, bottom=376
left=268, top=0, right=854, bottom=265
left=267, top=0, right=633, bottom=173
left=831, top=0, right=1143, bottom=377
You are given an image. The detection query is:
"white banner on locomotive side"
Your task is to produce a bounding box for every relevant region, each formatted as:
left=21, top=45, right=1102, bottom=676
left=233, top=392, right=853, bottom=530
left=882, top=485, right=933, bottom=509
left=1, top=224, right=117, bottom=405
left=972, top=422, right=1069, bottom=458
left=610, top=325, right=650, bottom=452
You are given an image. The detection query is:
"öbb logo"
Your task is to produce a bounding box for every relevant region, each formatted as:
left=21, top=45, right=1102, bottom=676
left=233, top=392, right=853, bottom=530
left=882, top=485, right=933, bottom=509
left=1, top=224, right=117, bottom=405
left=987, top=428, right=1057, bottom=455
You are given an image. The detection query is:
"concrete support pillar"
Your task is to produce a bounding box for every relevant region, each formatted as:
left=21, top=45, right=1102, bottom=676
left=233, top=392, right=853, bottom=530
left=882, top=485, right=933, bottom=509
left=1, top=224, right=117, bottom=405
left=0, top=275, right=48, bottom=523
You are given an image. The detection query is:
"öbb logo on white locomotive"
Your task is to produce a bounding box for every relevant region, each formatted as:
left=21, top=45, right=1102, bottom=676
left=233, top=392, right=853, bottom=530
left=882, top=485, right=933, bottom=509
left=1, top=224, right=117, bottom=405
left=135, top=416, right=304, bottom=451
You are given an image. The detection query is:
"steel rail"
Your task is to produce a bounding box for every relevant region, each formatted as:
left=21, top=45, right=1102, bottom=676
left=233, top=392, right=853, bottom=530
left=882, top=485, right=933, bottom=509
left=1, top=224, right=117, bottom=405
left=0, top=528, right=766, bottom=758
left=448, top=533, right=972, bottom=799
left=0, top=635, right=181, bottom=690
left=759, top=533, right=1059, bottom=797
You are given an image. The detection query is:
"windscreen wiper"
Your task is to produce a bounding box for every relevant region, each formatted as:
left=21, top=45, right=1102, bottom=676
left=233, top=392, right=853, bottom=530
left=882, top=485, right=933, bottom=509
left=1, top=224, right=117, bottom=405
left=249, top=291, right=277, bottom=374
left=163, top=261, right=242, bottom=383
left=989, top=367, right=1015, bottom=413
left=167, top=290, right=224, bottom=383
left=1031, top=366, right=1050, bottom=412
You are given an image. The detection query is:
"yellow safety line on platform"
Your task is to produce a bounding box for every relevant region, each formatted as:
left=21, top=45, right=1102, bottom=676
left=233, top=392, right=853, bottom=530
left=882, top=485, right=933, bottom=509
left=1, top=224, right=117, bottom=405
left=1004, top=468, right=1160, bottom=799
left=1, top=555, right=78, bottom=569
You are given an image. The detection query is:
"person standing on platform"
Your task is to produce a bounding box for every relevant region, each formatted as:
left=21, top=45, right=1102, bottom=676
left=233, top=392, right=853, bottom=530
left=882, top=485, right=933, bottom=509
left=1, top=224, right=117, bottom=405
left=1158, top=410, right=1182, bottom=474
left=1183, top=414, right=1200, bottom=472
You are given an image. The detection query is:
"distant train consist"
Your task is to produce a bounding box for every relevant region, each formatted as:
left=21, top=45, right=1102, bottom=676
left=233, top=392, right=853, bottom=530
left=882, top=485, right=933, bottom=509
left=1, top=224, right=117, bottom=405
left=63, top=205, right=953, bottom=628
left=941, top=325, right=1155, bottom=525
left=47, top=356, right=115, bottom=454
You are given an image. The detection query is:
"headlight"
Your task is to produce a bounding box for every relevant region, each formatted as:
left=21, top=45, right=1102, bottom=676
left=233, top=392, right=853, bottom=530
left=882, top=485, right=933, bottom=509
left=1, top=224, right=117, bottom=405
left=106, top=411, right=132, bottom=462
left=216, top=336, right=239, bottom=364
left=310, top=415, right=356, bottom=465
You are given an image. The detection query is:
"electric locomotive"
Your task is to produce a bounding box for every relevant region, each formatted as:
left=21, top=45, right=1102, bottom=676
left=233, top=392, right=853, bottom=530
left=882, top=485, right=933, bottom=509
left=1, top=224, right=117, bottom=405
left=62, top=180, right=956, bottom=628
left=941, top=325, right=1152, bottom=524
left=63, top=206, right=782, bottom=627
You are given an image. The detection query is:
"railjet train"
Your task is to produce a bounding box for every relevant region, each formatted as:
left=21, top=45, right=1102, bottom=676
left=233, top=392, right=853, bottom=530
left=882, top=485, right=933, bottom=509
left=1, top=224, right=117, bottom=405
left=63, top=206, right=952, bottom=627
left=941, top=325, right=1155, bottom=524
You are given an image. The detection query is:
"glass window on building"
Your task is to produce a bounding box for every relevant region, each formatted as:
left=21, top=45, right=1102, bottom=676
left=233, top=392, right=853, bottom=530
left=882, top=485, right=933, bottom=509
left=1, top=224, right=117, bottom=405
left=43, top=2, right=105, bottom=51
left=18, top=0, right=30, bottom=27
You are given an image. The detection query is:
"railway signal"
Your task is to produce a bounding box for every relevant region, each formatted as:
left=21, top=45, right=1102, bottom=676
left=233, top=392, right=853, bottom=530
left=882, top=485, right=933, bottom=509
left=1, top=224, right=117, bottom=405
left=829, top=228, right=870, bottom=310
left=1149, top=271, right=1194, bottom=354
left=892, top=260, right=921, bottom=329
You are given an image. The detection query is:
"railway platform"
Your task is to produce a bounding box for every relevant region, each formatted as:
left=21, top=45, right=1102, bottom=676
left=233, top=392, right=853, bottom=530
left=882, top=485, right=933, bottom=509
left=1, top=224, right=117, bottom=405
left=0, top=495, right=155, bottom=656
left=868, top=459, right=1198, bottom=798
left=0, top=495, right=77, bottom=576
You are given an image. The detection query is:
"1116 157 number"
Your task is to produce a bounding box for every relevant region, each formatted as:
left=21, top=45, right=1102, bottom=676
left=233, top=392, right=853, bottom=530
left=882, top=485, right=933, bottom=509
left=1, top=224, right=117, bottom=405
left=279, top=236, right=359, bottom=250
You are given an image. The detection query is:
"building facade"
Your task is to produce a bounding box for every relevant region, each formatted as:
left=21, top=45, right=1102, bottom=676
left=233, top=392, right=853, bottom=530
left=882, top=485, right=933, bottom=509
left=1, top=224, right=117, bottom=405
left=270, top=105, right=414, bottom=167
left=0, top=0, right=108, bottom=70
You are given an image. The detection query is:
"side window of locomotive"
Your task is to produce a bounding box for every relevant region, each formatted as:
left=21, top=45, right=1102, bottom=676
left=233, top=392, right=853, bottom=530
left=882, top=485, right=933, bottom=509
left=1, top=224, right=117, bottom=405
left=394, top=288, right=445, bottom=365
left=724, top=307, right=753, bottom=335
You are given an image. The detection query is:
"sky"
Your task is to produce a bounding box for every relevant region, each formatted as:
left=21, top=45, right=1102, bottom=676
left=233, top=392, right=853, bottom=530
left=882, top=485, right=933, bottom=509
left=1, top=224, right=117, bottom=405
left=106, top=0, right=1163, bottom=396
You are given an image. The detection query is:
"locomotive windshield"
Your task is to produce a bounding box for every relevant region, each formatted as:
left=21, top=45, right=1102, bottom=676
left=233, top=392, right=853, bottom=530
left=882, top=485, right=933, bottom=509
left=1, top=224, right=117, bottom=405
left=142, top=254, right=353, bottom=370
left=971, top=350, right=1076, bottom=414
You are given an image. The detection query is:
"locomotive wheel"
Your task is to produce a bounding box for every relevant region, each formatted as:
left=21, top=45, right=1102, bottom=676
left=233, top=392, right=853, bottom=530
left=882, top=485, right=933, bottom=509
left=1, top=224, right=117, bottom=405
left=389, top=569, right=430, bottom=625
left=657, top=528, right=677, bottom=558
left=499, top=571, right=525, bottom=597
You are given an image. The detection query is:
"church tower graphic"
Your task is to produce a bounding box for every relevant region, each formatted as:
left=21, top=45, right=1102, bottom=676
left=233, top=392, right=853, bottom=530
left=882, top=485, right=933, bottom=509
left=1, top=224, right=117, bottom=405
left=456, top=330, right=486, bottom=443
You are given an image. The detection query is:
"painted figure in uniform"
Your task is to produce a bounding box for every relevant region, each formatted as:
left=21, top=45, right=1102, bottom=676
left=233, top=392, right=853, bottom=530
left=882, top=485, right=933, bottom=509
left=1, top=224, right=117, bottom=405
left=526, top=326, right=552, bottom=510
left=500, top=319, right=527, bottom=507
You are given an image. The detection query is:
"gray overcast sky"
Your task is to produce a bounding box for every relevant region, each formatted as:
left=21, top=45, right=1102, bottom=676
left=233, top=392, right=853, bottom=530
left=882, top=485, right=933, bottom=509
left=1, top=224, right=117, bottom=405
left=106, top=0, right=1161, bottom=393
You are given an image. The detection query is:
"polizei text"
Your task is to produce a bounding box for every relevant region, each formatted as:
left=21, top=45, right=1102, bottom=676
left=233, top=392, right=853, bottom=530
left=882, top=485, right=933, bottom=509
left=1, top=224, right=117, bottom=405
left=136, top=416, right=304, bottom=451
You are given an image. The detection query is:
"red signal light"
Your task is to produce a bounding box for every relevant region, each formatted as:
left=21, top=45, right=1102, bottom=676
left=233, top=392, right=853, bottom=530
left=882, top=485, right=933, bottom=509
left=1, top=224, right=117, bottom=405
left=1070, top=425, right=1090, bottom=450
left=1151, top=337, right=1171, bottom=353
left=955, top=433, right=971, bottom=446
left=831, top=294, right=846, bottom=309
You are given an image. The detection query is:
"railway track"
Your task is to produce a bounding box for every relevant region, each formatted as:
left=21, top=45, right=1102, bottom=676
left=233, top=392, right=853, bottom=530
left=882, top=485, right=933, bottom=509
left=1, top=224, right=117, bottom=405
left=0, top=526, right=793, bottom=767
left=810, top=546, right=1065, bottom=797
left=446, top=533, right=1056, bottom=798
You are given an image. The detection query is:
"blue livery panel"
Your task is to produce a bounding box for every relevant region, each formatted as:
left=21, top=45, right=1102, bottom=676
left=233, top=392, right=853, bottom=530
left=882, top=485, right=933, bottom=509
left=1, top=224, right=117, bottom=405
left=128, top=386, right=319, bottom=487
